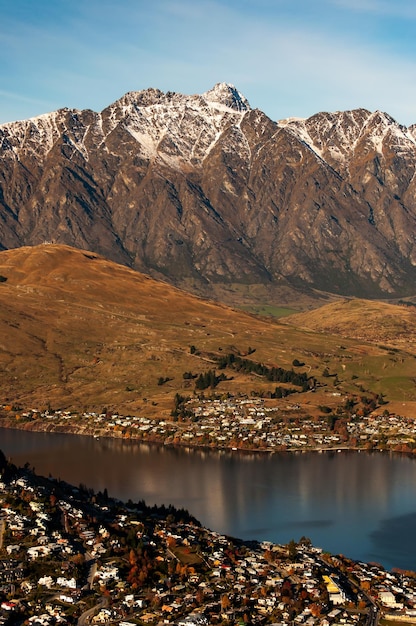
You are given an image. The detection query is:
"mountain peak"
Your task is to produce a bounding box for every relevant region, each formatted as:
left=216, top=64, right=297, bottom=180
left=2, top=85, right=416, bottom=303
left=202, top=83, right=250, bottom=112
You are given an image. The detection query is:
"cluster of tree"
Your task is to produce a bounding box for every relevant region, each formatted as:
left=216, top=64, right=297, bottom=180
left=215, top=353, right=313, bottom=391
left=122, top=499, right=200, bottom=527
left=171, top=393, right=192, bottom=420
left=292, top=358, right=305, bottom=367
left=157, top=376, right=171, bottom=386
left=0, top=450, right=19, bottom=482
left=398, top=299, right=416, bottom=308
left=182, top=371, right=197, bottom=380
left=272, top=386, right=298, bottom=398
left=195, top=369, right=227, bottom=390
left=358, top=394, right=386, bottom=416
left=0, top=449, right=7, bottom=472
left=127, top=546, right=155, bottom=589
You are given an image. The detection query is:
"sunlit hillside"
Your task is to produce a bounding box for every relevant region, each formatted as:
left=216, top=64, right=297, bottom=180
left=0, top=245, right=415, bottom=418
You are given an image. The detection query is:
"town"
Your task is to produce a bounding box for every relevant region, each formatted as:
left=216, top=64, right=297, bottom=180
left=1, top=391, right=416, bottom=454
left=1, top=452, right=416, bottom=626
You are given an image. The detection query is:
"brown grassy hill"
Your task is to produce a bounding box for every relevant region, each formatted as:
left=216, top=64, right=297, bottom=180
left=1, top=245, right=416, bottom=418
left=283, top=299, right=416, bottom=415
left=284, top=298, right=416, bottom=350
left=0, top=244, right=310, bottom=415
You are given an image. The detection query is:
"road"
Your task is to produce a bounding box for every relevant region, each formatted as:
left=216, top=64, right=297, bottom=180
left=77, top=597, right=108, bottom=626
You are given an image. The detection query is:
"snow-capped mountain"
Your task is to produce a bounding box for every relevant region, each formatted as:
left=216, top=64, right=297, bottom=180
left=1, top=82, right=416, bottom=302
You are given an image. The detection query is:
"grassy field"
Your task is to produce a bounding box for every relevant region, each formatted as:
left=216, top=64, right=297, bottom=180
left=237, top=304, right=300, bottom=318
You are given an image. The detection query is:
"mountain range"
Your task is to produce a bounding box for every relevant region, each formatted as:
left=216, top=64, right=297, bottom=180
left=1, top=83, right=416, bottom=304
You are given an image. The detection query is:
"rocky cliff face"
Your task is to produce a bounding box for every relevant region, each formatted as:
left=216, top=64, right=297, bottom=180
left=1, top=83, right=416, bottom=302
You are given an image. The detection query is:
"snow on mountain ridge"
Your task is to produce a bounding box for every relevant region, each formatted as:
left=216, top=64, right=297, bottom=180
left=0, top=85, right=251, bottom=167
left=100, top=83, right=251, bottom=168
left=1, top=84, right=415, bottom=175
left=277, top=108, right=416, bottom=175
left=106, top=88, right=416, bottom=174
left=0, top=108, right=73, bottom=160
left=202, top=82, right=251, bottom=112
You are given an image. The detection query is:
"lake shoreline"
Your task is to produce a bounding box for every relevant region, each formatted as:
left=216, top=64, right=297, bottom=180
left=0, top=417, right=399, bottom=457
left=2, top=425, right=416, bottom=572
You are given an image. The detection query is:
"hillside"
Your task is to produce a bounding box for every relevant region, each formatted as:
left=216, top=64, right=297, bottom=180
left=0, top=244, right=416, bottom=419
left=284, top=298, right=416, bottom=349
left=1, top=84, right=416, bottom=305
left=0, top=243, right=306, bottom=414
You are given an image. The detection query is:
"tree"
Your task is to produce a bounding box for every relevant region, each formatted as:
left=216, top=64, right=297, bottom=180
left=287, top=539, right=297, bottom=559
left=292, top=358, right=305, bottom=367
left=0, top=449, right=7, bottom=472
left=195, top=369, right=224, bottom=390
left=129, top=549, right=137, bottom=566
left=221, top=593, right=231, bottom=611
left=171, top=393, right=190, bottom=419
left=327, top=414, right=338, bottom=431
left=299, top=536, right=311, bottom=547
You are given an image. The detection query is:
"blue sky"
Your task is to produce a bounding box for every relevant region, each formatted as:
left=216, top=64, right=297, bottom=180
left=1, top=0, right=416, bottom=126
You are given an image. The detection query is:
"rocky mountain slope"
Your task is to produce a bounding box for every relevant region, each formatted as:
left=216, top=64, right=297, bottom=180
left=1, top=83, right=416, bottom=303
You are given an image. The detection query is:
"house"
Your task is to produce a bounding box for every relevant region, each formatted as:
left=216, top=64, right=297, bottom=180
left=57, top=576, right=77, bottom=589
left=176, top=615, right=208, bottom=626
left=379, top=590, right=403, bottom=609
left=59, top=594, right=75, bottom=604
left=139, top=613, right=158, bottom=623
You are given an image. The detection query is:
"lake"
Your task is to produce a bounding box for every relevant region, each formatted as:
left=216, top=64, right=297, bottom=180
left=1, top=427, right=416, bottom=572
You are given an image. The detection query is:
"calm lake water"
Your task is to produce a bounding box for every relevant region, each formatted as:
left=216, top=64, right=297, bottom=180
left=1, top=428, right=416, bottom=572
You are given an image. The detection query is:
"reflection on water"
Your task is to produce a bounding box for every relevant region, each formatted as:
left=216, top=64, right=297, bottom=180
left=1, top=428, right=416, bottom=572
